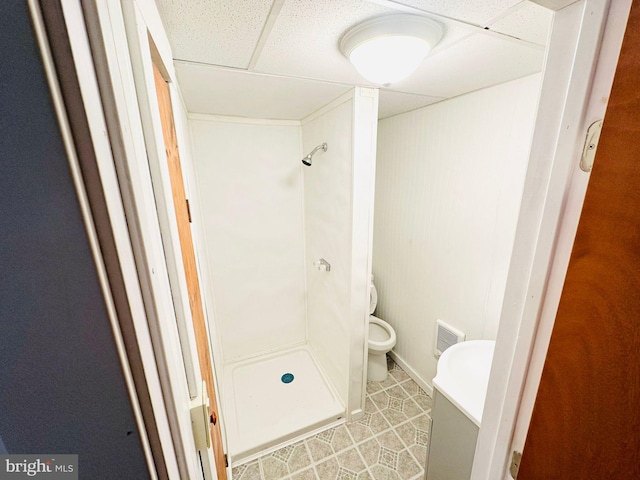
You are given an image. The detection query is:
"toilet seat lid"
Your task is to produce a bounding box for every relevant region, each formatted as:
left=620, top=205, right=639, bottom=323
left=369, top=321, right=389, bottom=342
left=370, top=283, right=378, bottom=314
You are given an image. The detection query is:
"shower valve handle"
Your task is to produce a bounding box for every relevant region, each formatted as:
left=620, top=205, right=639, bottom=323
left=313, top=258, right=331, bottom=272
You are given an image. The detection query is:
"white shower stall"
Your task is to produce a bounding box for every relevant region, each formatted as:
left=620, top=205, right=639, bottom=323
left=188, top=87, right=378, bottom=462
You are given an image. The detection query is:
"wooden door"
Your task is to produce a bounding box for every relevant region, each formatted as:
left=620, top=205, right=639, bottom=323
left=152, top=61, right=227, bottom=480
left=517, top=3, right=640, bottom=478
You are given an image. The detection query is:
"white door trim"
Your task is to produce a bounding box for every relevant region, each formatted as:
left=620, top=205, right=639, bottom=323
left=472, top=1, right=632, bottom=479
left=42, top=0, right=201, bottom=477
left=119, top=0, right=201, bottom=400
left=70, top=0, right=209, bottom=477
left=29, top=0, right=163, bottom=476
left=111, top=0, right=225, bottom=477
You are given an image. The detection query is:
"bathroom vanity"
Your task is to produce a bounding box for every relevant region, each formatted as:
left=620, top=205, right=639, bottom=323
left=426, top=340, right=496, bottom=480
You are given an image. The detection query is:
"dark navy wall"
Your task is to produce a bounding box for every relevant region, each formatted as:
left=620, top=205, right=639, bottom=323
left=0, top=2, right=150, bottom=478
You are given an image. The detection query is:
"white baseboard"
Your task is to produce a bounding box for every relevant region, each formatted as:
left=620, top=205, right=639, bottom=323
left=388, top=350, right=434, bottom=398
left=349, top=408, right=364, bottom=422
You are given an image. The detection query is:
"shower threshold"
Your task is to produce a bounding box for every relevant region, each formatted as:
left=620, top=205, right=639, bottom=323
left=223, top=345, right=344, bottom=464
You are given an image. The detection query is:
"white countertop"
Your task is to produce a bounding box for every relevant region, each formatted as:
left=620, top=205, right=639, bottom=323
left=432, top=340, right=496, bottom=427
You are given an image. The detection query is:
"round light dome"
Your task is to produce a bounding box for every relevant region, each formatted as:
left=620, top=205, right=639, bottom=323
left=340, top=15, right=444, bottom=86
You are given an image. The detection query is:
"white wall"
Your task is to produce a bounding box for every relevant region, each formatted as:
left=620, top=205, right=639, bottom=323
left=302, top=88, right=379, bottom=415
left=190, top=117, right=306, bottom=362
left=373, top=74, right=541, bottom=387
left=302, top=98, right=354, bottom=405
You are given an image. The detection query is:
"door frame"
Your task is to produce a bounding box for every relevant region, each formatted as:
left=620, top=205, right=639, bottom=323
left=473, top=1, right=633, bottom=479
left=118, top=0, right=201, bottom=402
left=28, top=0, right=164, bottom=476
left=58, top=0, right=217, bottom=478
left=110, top=0, right=227, bottom=478
left=59, top=0, right=633, bottom=479
left=150, top=49, right=228, bottom=480
left=36, top=0, right=193, bottom=477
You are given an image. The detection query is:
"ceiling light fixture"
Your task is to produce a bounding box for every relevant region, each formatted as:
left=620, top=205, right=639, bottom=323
left=340, top=14, right=443, bottom=86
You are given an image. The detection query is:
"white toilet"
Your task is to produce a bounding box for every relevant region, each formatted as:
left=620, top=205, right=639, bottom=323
left=367, top=276, right=397, bottom=382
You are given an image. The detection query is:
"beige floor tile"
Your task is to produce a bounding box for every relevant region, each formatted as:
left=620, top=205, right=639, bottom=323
left=394, top=421, right=417, bottom=448
left=287, top=442, right=312, bottom=474
left=368, top=374, right=397, bottom=392
left=329, top=425, right=354, bottom=453
left=370, top=391, right=390, bottom=410
left=261, top=454, right=288, bottom=479
left=290, top=467, right=319, bottom=480
left=335, top=448, right=366, bottom=475
left=398, top=380, right=421, bottom=397
left=375, top=430, right=405, bottom=453
left=366, top=381, right=383, bottom=395
left=368, top=411, right=393, bottom=435
left=232, top=460, right=261, bottom=480
left=412, top=393, right=432, bottom=411
left=385, top=385, right=409, bottom=401
left=306, top=437, right=333, bottom=462
left=347, top=411, right=391, bottom=443
left=389, top=369, right=411, bottom=383
left=409, top=445, right=427, bottom=471
left=396, top=449, right=422, bottom=480
left=378, top=406, right=409, bottom=427
left=369, top=464, right=401, bottom=480
left=410, top=413, right=431, bottom=432
left=364, top=397, right=377, bottom=414
left=315, top=457, right=339, bottom=480
left=401, top=398, right=423, bottom=419
left=357, top=438, right=380, bottom=467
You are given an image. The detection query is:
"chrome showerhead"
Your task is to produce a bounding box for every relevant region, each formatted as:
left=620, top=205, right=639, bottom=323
left=301, top=143, right=327, bottom=166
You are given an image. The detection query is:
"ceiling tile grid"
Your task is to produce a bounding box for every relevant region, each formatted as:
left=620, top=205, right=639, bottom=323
left=487, top=2, right=553, bottom=46
left=253, top=0, right=397, bottom=84
left=157, top=0, right=551, bottom=120
left=393, top=32, right=545, bottom=98
left=379, top=0, right=524, bottom=25
left=378, top=90, right=445, bottom=119
left=253, top=0, right=476, bottom=86
left=156, top=0, right=273, bottom=68
left=175, top=61, right=352, bottom=120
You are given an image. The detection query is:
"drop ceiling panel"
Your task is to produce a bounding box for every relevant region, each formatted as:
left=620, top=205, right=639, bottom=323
left=156, top=0, right=273, bottom=68
left=159, top=0, right=549, bottom=119
left=175, top=62, right=352, bottom=120
left=253, top=0, right=396, bottom=85
left=379, top=0, right=523, bottom=25
left=254, top=0, right=475, bottom=86
left=487, top=2, right=553, bottom=46
left=378, top=90, right=445, bottom=119
left=391, top=31, right=545, bottom=98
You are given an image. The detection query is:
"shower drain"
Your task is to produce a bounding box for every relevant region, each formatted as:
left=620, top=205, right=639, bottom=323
left=281, top=373, right=294, bottom=384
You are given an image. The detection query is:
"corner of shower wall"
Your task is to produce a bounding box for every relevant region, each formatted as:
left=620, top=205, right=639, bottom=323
left=301, top=87, right=379, bottom=420
left=348, top=86, right=379, bottom=420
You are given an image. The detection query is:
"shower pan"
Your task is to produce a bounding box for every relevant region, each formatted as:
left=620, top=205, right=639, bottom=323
left=223, top=346, right=343, bottom=461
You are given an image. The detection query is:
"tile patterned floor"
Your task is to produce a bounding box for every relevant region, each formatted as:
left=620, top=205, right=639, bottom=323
left=232, top=356, right=432, bottom=480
